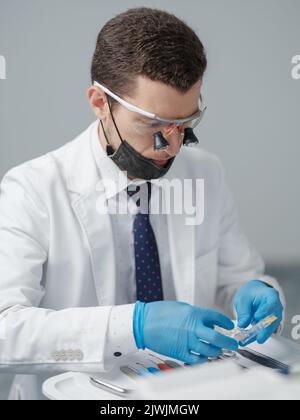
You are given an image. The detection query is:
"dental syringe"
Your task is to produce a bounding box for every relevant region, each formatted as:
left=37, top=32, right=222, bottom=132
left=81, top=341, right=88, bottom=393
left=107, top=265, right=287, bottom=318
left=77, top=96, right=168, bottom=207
left=235, top=315, right=278, bottom=345
left=217, top=315, right=278, bottom=346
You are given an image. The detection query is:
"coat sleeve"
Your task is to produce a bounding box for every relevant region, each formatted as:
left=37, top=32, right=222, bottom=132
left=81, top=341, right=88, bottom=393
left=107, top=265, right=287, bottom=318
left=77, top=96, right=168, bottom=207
left=0, top=166, right=138, bottom=374
left=214, top=158, right=285, bottom=321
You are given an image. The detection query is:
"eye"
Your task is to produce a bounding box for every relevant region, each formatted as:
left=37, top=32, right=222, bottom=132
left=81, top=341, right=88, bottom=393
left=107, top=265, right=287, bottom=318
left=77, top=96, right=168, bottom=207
left=146, top=122, right=162, bottom=129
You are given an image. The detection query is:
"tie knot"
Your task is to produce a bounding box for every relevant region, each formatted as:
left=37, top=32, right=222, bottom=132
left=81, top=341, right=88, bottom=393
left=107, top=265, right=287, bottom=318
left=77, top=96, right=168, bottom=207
left=127, top=185, right=141, bottom=197
left=127, top=183, right=152, bottom=212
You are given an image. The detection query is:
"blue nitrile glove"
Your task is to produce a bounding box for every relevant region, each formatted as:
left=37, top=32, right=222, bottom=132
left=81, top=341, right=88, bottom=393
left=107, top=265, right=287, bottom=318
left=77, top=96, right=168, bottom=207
left=133, top=300, right=238, bottom=365
left=233, top=280, right=284, bottom=346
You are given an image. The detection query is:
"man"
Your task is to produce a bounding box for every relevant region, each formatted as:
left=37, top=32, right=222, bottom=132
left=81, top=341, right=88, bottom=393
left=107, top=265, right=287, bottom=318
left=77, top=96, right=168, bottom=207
left=0, top=8, right=284, bottom=400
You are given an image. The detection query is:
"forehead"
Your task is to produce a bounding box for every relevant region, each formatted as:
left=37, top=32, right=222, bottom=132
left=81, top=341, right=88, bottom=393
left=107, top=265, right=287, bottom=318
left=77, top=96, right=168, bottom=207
left=123, top=75, right=202, bottom=120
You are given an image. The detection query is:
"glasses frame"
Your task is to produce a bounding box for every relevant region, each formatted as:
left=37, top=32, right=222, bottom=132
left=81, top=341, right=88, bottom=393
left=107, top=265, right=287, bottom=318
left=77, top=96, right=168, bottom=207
left=93, top=81, right=207, bottom=128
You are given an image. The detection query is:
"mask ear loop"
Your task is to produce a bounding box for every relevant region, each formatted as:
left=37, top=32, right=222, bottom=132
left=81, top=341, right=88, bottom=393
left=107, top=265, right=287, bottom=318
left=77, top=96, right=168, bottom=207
left=100, top=120, right=114, bottom=156
left=106, top=96, right=124, bottom=143
left=100, top=95, right=124, bottom=156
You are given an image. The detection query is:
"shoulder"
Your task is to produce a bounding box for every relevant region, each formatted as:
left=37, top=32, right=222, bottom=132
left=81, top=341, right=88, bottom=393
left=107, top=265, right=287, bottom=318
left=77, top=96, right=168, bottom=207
left=1, top=122, right=96, bottom=196
left=175, top=146, right=224, bottom=185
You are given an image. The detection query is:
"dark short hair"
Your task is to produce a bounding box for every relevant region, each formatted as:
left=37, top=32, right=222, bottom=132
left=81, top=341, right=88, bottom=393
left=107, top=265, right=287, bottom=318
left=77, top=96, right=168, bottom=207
left=91, top=7, right=207, bottom=108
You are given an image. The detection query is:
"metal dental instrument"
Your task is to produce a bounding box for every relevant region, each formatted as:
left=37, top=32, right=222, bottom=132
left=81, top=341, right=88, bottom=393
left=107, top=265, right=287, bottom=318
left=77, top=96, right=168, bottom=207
left=236, top=349, right=289, bottom=370
left=90, top=377, right=133, bottom=397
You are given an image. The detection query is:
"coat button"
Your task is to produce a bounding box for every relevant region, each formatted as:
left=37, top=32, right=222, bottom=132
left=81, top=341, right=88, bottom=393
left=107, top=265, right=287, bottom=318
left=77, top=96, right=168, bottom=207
left=74, top=349, right=83, bottom=361
left=52, top=351, right=60, bottom=361
left=66, top=349, right=75, bottom=361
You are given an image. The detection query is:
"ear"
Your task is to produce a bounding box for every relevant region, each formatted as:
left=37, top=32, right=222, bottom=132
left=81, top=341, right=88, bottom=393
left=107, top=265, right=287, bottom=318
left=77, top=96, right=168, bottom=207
left=87, top=85, right=110, bottom=120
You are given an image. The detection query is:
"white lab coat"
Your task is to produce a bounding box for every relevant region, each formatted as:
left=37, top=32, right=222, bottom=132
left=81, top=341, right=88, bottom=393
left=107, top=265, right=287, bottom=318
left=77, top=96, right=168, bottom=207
left=0, top=121, right=283, bottom=399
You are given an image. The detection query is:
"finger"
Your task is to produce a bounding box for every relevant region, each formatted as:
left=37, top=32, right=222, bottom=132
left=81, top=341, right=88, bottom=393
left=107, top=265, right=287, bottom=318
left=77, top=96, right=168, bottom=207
left=199, top=309, right=234, bottom=331
left=234, top=295, right=253, bottom=329
left=254, top=294, right=283, bottom=322
left=182, top=352, right=208, bottom=365
left=256, top=319, right=281, bottom=345
left=240, top=309, right=282, bottom=346
left=189, top=335, right=222, bottom=358
left=238, top=336, right=257, bottom=347
left=197, top=327, right=239, bottom=352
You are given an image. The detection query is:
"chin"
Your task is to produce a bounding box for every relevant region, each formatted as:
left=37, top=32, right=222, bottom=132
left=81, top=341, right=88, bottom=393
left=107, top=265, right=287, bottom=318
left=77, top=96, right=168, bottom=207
left=152, top=159, right=170, bottom=167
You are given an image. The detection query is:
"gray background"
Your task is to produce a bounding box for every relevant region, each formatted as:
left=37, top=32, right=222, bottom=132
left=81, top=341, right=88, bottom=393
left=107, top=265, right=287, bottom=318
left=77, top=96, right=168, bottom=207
left=0, top=0, right=299, bottom=399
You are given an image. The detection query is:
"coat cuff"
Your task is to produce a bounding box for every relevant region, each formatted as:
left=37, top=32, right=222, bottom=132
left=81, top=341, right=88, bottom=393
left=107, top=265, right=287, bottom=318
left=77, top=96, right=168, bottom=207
left=103, top=304, right=139, bottom=371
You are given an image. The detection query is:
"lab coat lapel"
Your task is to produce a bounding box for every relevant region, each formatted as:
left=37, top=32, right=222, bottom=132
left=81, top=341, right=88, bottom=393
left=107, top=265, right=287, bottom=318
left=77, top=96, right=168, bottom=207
left=166, top=211, right=195, bottom=303
left=66, top=127, right=116, bottom=306
left=72, top=192, right=116, bottom=306
left=162, top=160, right=196, bottom=304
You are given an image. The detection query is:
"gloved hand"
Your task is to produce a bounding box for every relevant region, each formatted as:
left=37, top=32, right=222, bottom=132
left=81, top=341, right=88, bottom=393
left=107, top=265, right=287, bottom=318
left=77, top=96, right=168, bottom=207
left=233, top=280, right=284, bottom=345
left=133, top=300, right=238, bottom=365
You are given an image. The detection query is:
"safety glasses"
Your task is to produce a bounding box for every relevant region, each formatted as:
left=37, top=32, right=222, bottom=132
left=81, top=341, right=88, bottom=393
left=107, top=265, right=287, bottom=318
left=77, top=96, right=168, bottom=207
left=93, top=81, right=207, bottom=130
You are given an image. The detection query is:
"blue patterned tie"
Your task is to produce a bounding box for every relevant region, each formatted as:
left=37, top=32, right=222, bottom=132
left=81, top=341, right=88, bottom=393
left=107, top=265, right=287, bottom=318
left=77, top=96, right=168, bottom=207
left=127, top=183, right=164, bottom=303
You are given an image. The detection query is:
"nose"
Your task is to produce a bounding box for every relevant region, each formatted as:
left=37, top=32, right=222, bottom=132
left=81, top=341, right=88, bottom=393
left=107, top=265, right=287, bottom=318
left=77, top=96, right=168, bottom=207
left=162, top=125, right=184, bottom=157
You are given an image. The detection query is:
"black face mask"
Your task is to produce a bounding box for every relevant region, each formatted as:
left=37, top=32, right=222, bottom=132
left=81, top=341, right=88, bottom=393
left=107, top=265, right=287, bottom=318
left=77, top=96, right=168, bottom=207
left=106, top=137, right=175, bottom=180
left=100, top=109, right=176, bottom=180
